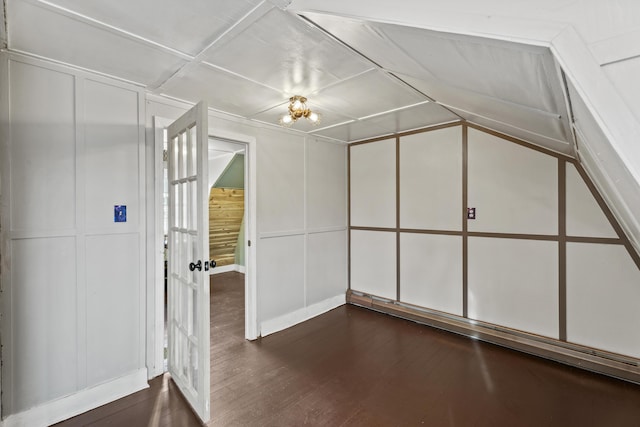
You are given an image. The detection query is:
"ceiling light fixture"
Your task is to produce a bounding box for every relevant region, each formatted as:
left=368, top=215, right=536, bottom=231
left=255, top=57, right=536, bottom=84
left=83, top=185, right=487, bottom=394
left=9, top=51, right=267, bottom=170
left=279, top=95, right=321, bottom=127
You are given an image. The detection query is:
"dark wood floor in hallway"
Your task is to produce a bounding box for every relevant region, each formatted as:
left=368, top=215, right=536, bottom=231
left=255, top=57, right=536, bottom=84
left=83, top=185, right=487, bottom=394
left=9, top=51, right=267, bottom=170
left=57, top=271, right=640, bottom=426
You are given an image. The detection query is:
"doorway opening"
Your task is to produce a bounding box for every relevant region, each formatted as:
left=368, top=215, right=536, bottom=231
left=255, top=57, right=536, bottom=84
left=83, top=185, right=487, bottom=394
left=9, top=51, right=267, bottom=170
left=153, top=115, right=257, bottom=385
left=161, top=137, right=250, bottom=370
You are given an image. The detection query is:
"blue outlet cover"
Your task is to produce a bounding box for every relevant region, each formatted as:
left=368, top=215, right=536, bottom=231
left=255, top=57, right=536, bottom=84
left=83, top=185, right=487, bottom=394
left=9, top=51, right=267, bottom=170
left=114, top=205, right=127, bottom=222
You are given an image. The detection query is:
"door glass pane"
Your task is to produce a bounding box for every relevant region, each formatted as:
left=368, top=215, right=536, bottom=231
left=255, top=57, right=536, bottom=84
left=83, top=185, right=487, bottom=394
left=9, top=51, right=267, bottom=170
left=182, top=233, right=189, bottom=280
left=192, top=288, right=198, bottom=337
left=190, top=341, right=198, bottom=390
left=171, top=230, right=180, bottom=275
left=189, top=125, right=197, bottom=177
left=181, top=182, right=188, bottom=229
left=181, top=331, right=188, bottom=378
left=172, top=185, right=179, bottom=228
left=182, top=280, right=189, bottom=329
left=189, top=180, right=198, bottom=231
left=181, top=132, right=188, bottom=180
left=171, top=137, right=179, bottom=181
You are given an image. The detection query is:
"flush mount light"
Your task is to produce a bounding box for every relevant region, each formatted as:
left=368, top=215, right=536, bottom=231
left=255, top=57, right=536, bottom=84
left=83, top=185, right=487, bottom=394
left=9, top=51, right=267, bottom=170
left=279, top=95, right=321, bottom=127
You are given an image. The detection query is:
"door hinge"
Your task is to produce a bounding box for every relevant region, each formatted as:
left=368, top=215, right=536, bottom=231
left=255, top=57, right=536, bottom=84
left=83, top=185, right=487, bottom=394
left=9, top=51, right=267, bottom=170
left=163, top=149, right=168, bottom=162
left=248, top=240, right=251, bottom=247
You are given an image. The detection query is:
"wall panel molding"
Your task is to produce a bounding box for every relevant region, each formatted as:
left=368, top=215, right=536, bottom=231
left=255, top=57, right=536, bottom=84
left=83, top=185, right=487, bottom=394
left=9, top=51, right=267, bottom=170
left=348, top=121, right=640, bottom=378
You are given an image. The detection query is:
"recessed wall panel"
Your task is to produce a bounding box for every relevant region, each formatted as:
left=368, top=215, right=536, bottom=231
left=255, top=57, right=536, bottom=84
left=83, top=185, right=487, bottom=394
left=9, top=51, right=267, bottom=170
left=350, top=230, right=396, bottom=300
left=468, top=237, right=559, bottom=338
left=307, top=140, right=346, bottom=229
left=566, top=163, right=617, bottom=238
left=467, top=128, right=558, bottom=235
left=400, top=233, right=462, bottom=316
left=400, top=127, right=462, bottom=231
left=257, top=133, right=304, bottom=232
left=258, top=235, right=305, bottom=321
left=9, top=60, right=76, bottom=232
left=86, top=234, right=140, bottom=384
left=567, top=243, right=640, bottom=358
left=350, top=139, right=396, bottom=228
left=84, top=80, right=140, bottom=230
left=11, top=237, right=77, bottom=412
left=307, top=230, right=347, bottom=305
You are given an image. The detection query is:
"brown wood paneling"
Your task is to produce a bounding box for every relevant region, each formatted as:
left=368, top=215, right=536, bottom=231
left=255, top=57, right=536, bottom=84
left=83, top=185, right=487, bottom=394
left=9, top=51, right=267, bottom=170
left=558, top=159, right=567, bottom=341
left=462, top=124, right=469, bottom=318
left=209, top=188, right=244, bottom=267
left=347, top=145, right=351, bottom=290
left=396, top=136, right=400, bottom=301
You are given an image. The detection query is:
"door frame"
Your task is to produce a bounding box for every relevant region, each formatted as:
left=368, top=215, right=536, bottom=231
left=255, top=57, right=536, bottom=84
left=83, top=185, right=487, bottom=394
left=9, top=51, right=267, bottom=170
left=206, top=129, right=258, bottom=341
left=149, top=114, right=258, bottom=379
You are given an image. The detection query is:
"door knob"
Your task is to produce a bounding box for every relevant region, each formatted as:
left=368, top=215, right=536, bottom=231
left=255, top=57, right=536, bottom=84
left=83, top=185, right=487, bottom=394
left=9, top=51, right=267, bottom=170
left=189, top=260, right=202, bottom=271
left=204, top=260, right=217, bottom=271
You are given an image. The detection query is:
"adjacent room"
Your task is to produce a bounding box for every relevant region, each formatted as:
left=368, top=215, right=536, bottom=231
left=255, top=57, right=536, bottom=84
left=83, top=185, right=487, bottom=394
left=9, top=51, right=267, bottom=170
left=1, top=0, right=640, bottom=425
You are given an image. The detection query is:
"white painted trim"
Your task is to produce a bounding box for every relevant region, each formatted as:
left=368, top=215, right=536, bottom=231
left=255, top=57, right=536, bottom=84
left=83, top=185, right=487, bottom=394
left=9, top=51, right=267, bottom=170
left=0, top=51, right=10, bottom=424
left=260, top=294, right=346, bottom=337
left=210, top=264, right=245, bottom=275
left=2, top=369, right=148, bottom=427
left=259, top=229, right=307, bottom=239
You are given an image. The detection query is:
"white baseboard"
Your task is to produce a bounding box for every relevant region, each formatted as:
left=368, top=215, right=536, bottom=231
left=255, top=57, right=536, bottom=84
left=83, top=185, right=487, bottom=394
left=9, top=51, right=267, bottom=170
left=211, top=264, right=245, bottom=275
left=261, top=294, right=346, bottom=337
left=2, top=369, right=148, bottom=427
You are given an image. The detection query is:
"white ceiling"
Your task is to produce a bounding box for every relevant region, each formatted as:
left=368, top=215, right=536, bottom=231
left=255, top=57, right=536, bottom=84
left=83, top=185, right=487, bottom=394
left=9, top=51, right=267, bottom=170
left=6, top=0, right=573, bottom=150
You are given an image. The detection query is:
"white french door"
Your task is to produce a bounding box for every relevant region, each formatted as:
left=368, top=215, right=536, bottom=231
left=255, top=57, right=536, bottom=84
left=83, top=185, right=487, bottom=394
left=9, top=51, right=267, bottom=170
left=167, top=101, right=211, bottom=422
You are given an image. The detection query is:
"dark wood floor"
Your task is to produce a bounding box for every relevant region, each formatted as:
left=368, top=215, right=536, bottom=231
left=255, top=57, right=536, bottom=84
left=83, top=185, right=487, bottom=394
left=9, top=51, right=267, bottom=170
left=57, top=272, right=640, bottom=426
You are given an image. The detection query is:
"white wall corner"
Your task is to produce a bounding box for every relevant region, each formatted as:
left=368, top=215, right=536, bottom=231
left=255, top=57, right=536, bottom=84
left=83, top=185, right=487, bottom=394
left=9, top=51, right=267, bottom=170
left=260, top=294, right=346, bottom=337
left=2, top=369, right=148, bottom=427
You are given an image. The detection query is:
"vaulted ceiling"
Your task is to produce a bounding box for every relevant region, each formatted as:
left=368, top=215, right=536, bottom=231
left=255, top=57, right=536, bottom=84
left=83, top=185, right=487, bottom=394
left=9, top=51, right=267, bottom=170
left=5, top=0, right=573, bottom=152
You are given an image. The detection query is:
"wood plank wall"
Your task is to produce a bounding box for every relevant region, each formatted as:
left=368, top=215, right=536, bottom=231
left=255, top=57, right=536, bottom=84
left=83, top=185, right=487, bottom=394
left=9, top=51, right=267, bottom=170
left=209, top=188, right=244, bottom=267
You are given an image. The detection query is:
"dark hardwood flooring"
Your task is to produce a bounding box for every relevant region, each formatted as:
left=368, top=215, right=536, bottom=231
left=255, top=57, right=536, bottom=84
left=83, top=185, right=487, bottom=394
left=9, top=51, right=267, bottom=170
left=57, top=271, right=640, bottom=426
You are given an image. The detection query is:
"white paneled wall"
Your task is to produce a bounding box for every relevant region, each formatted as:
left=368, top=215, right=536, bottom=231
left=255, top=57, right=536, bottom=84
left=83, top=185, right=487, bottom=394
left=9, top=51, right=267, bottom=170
left=566, top=163, right=617, bottom=238
left=307, top=230, right=347, bottom=305
left=400, top=127, right=462, bottom=231
left=350, top=230, right=396, bottom=300
left=349, top=123, right=640, bottom=360
left=86, top=234, right=141, bottom=385
left=350, top=138, right=396, bottom=228
left=567, top=243, right=640, bottom=358
left=9, top=60, right=76, bottom=232
left=257, top=235, right=306, bottom=321
left=468, top=237, right=559, bottom=338
left=467, top=128, right=558, bottom=235
left=84, top=80, right=141, bottom=231
left=257, top=132, right=347, bottom=335
left=10, top=237, right=77, bottom=410
left=400, top=233, right=462, bottom=315
left=0, top=54, right=146, bottom=424
left=256, top=131, right=305, bottom=233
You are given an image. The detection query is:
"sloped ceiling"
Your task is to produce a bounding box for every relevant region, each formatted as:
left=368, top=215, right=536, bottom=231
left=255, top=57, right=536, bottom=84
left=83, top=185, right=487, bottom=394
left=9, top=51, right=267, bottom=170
left=7, top=0, right=571, bottom=152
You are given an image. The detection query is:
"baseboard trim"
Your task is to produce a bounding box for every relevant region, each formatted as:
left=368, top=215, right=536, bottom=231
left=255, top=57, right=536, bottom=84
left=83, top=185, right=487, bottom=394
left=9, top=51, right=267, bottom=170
left=347, top=291, right=640, bottom=385
left=211, top=264, right=245, bottom=275
left=261, top=294, right=346, bottom=337
left=2, top=369, right=148, bottom=427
